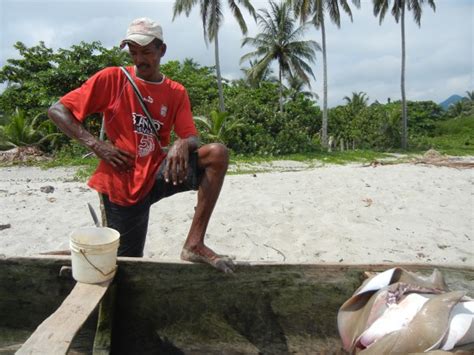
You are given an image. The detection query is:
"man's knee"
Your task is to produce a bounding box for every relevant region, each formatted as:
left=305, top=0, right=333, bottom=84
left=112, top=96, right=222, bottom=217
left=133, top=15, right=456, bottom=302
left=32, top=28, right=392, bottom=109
left=210, top=142, right=229, bottom=161
left=203, top=143, right=229, bottom=169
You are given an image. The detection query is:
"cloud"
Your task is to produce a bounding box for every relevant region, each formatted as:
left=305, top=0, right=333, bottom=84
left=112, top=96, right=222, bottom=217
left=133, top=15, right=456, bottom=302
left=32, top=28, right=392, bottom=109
left=0, top=0, right=472, bottom=107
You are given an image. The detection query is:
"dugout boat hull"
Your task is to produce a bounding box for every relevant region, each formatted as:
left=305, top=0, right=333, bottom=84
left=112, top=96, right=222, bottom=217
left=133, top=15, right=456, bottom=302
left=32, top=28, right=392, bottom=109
left=1, top=256, right=473, bottom=354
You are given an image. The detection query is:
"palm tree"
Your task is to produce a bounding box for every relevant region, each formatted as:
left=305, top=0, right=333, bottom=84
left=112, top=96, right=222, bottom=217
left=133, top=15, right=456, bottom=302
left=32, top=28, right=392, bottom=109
left=343, top=91, right=369, bottom=112
left=194, top=110, right=243, bottom=143
left=241, top=1, right=320, bottom=112
left=240, top=59, right=278, bottom=88
left=373, top=0, right=436, bottom=149
left=447, top=100, right=468, bottom=118
left=173, top=0, right=256, bottom=112
left=291, top=0, right=361, bottom=148
left=285, top=74, right=319, bottom=101
left=0, top=108, right=61, bottom=148
left=465, top=90, right=474, bottom=102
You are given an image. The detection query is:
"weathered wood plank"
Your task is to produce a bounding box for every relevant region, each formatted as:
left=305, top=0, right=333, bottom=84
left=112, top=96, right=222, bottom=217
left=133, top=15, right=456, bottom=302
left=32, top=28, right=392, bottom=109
left=16, top=280, right=112, bottom=355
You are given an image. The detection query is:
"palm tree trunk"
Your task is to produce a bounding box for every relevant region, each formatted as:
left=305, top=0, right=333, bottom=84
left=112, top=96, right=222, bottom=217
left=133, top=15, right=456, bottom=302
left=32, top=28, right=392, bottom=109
left=321, top=17, right=329, bottom=148
left=400, top=3, right=408, bottom=149
left=214, top=32, right=225, bottom=112
left=279, top=64, right=283, bottom=113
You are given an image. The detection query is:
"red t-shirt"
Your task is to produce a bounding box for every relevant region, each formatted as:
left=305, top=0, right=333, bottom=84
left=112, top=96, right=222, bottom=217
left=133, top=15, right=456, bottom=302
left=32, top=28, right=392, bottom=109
left=60, top=66, right=198, bottom=206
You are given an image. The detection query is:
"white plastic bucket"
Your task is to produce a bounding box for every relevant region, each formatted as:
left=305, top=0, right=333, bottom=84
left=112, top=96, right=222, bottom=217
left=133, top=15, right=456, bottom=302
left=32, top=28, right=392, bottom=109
left=70, top=227, right=120, bottom=284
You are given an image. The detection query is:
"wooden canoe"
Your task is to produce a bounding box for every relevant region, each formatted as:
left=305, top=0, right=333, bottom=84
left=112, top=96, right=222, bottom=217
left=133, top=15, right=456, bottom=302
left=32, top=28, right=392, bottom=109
left=1, top=256, right=473, bottom=354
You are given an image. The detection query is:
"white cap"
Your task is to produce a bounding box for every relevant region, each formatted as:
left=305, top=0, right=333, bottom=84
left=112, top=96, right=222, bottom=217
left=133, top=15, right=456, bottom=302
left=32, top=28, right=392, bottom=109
left=120, top=17, right=163, bottom=48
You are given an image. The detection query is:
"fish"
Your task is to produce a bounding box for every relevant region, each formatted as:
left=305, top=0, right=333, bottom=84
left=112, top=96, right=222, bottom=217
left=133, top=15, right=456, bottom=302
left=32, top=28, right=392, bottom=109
left=358, top=291, right=465, bottom=354
left=357, top=292, right=430, bottom=348
left=440, top=301, right=474, bottom=350
left=338, top=267, right=448, bottom=352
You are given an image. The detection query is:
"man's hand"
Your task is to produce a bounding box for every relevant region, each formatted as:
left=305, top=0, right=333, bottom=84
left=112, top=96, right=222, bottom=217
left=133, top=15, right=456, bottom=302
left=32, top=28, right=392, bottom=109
left=164, top=138, right=190, bottom=185
left=93, top=141, right=135, bottom=171
left=47, top=102, right=134, bottom=172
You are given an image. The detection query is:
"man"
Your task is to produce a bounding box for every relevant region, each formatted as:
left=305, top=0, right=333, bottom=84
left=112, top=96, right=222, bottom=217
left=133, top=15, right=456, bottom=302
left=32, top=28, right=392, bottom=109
left=48, top=18, right=235, bottom=273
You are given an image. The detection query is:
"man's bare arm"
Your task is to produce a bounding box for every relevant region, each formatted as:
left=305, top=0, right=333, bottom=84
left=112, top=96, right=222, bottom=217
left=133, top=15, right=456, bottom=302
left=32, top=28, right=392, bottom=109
left=48, top=102, right=134, bottom=171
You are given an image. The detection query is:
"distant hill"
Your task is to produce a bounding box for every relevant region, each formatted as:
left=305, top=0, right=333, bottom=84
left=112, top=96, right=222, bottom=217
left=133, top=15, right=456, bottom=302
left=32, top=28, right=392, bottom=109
left=440, top=94, right=464, bottom=110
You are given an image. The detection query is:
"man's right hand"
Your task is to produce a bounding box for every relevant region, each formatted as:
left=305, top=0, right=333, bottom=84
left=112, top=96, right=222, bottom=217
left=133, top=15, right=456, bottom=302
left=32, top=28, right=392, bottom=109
left=93, top=141, right=135, bottom=171
left=47, top=102, right=135, bottom=171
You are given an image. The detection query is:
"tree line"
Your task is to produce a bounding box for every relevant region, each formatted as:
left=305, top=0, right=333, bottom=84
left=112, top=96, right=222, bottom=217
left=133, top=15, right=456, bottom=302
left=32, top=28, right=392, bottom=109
left=0, top=40, right=472, bottom=155
left=173, top=0, right=437, bottom=149
left=1, top=0, right=472, bottom=156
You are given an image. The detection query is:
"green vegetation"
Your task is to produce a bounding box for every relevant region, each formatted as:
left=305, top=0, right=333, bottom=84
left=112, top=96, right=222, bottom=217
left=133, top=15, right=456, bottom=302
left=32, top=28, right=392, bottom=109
left=228, top=150, right=392, bottom=174
left=37, top=142, right=98, bottom=180
left=0, top=40, right=129, bottom=152
left=16, top=148, right=392, bottom=181
left=292, top=0, right=361, bottom=147
left=173, top=0, right=256, bottom=112
left=0, top=32, right=472, bottom=177
left=0, top=2, right=451, bottom=156
left=412, top=116, right=474, bottom=156
left=241, top=0, right=320, bottom=113
left=373, top=0, right=437, bottom=149
left=231, top=150, right=390, bottom=165
left=194, top=110, right=244, bottom=143
left=0, top=108, right=61, bottom=149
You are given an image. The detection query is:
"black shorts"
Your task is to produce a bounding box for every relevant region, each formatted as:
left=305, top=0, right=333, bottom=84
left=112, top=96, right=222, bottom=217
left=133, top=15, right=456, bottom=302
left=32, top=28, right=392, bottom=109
left=101, top=151, right=204, bottom=257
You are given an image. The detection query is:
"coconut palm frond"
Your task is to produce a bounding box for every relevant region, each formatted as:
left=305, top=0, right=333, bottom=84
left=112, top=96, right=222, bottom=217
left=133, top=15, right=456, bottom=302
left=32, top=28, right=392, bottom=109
left=241, top=0, right=319, bottom=112
left=174, top=0, right=255, bottom=112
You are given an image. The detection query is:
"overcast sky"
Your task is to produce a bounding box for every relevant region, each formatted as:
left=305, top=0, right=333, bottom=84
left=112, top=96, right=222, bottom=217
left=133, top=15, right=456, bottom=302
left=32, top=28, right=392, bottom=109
left=0, top=0, right=472, bottom=107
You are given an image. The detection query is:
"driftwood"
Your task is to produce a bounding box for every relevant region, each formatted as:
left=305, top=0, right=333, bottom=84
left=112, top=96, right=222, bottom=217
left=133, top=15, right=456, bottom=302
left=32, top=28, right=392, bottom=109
left=414, top=158, right=474, bottom=169
left=0, top=146, right=51, bottom=163
left=1, top=257, right=473, bottom=354
left=364, top=150, right=474, bottom=169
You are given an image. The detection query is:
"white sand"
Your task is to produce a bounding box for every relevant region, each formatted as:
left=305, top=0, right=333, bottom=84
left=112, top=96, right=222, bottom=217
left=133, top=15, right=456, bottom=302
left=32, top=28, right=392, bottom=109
left=0, top=162, right=473, bottom=267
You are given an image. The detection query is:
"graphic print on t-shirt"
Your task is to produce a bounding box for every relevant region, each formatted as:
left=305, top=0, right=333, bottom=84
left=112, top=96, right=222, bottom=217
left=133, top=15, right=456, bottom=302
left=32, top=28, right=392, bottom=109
left=160, top=105, right=168, bottom=117
left=132, top=112, right=164, bottom=157
left=143, top=96, right=153, bottom=103
left=138, top=135, right=155, bottom=157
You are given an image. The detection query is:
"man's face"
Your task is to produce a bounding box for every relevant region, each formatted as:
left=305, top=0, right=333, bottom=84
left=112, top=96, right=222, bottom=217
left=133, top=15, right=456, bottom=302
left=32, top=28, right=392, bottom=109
left=128, top=41, right=165, bottom=80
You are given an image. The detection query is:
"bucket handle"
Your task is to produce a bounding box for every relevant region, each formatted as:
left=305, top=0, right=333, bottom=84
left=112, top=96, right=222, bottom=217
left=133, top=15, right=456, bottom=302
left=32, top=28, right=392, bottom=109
left=80, top=249, right=117, bottom=277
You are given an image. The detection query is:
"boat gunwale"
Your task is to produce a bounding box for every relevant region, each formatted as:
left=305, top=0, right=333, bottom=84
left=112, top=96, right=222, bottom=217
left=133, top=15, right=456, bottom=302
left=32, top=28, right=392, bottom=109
left=2, top=255, right=472, bottom=272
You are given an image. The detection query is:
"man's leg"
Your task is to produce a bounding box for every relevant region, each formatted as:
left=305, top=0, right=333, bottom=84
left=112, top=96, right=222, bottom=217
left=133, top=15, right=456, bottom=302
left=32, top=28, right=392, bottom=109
left=180, top=143, right=233, bottom=271
left=101, top=194, right=151, bottom=257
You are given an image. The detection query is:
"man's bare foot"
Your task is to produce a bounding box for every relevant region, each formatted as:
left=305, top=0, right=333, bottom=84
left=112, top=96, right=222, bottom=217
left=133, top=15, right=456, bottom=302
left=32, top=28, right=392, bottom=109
left=181, top=245, right=235, bottom=273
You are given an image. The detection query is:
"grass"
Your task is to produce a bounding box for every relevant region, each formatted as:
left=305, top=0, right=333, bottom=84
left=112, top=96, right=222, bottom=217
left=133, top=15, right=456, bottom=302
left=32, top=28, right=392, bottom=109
left=50, top=150, right=391, bottom=180
left=0, top=144, right=462, bottom=181
left=231, top=150, right=391, bottom=165
left=1, top=115, right=472, bottom=180
left=37, top=143, right=99, bottom=181
left=227, top=150, right=395, bottom=175
left=411, top=116, right=474, bottom=156
left=33, top=153, right=99, bottom=181
left=0, top=149, right=391, bottom=181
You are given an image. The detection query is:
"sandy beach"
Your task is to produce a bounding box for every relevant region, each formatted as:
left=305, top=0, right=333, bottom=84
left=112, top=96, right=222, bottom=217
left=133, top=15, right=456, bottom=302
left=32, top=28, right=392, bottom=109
left=0, top=161, right=473, bottom=267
